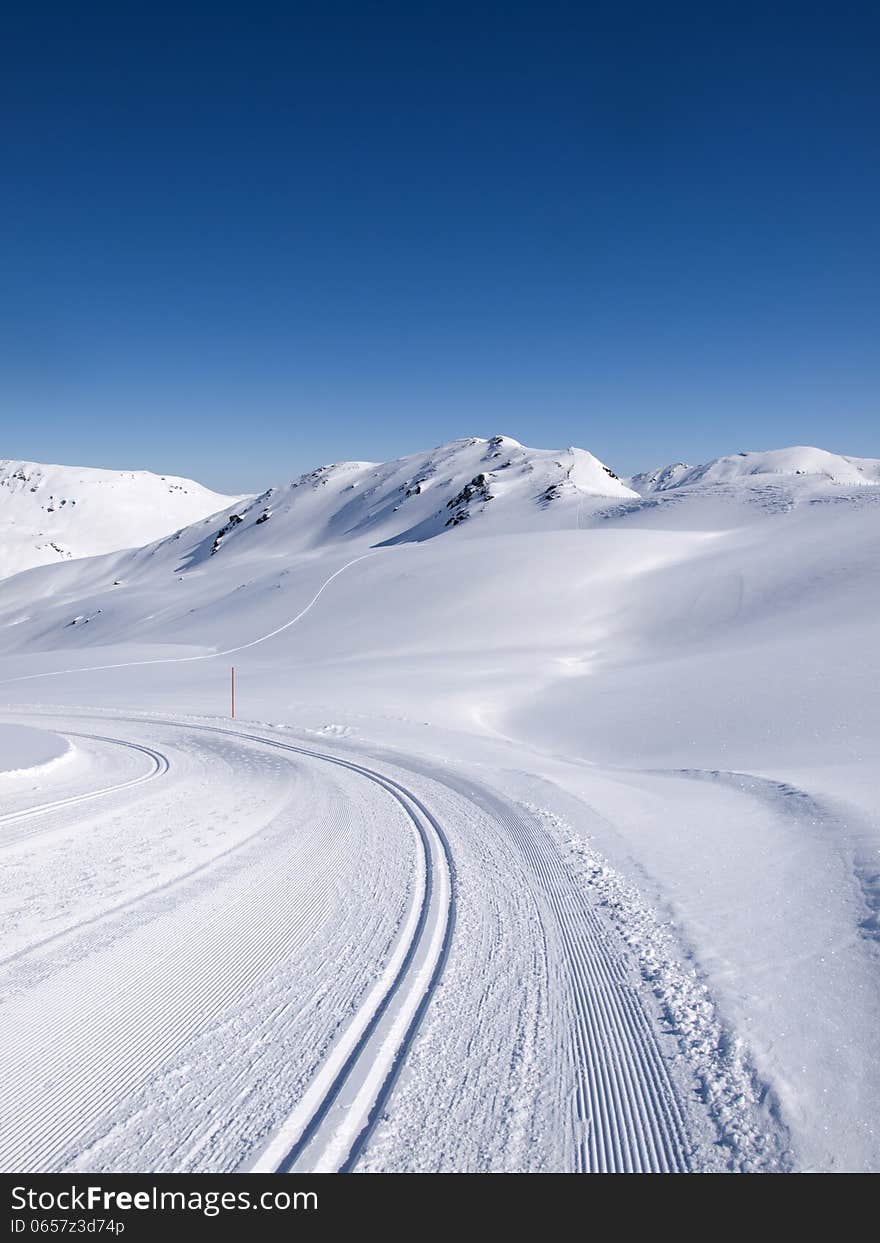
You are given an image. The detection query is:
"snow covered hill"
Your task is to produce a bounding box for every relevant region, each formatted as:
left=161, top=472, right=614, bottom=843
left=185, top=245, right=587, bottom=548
left=0, top=459, right=240, bottom=580
left=627, top=444, right=880, bottom=494
left=617, top=445, right=880, bottom=531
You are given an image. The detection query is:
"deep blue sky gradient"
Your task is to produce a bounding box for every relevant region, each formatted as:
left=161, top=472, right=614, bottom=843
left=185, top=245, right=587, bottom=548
left=2, top=2, right=878, bottom=490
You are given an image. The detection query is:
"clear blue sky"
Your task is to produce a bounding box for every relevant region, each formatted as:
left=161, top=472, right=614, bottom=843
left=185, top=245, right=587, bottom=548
left=2, top=1, right=878, bottom=491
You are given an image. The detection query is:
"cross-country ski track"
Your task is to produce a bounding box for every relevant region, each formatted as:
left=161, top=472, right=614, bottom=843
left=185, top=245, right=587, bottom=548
left=0, top=709, right=722, bottom=1173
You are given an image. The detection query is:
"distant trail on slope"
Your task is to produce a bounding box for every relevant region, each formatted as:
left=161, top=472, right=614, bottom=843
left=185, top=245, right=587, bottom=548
left=0, top=552, right=377, bottom=686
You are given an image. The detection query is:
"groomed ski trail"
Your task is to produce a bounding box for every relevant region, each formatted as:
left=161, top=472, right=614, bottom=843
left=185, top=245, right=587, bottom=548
left=0, top=713, right=712, bottom=1172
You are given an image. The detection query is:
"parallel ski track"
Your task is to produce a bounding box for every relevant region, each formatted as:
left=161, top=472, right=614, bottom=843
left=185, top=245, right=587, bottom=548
left=0, top=732, right=169, bottom=851
left=0, top=717, right=453, bottom=1175
left=183, top=723, right=456, bottom=1174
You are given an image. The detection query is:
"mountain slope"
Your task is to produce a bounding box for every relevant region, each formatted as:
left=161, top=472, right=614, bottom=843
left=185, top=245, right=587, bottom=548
left=0, top=459, right=240, bottom=580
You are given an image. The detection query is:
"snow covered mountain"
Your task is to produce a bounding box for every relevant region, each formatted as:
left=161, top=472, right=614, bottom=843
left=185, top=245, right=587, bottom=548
left=1, top=433, right=879, bottom=1173
left=0, top=435, right=636, bottom=652
left=9, top=440, right=872, bottom=601
left=1, top=434, right=878, bottom=659
left=196, top=434, right=636, bottom=557
left=0, top=459, right=240, bottom=580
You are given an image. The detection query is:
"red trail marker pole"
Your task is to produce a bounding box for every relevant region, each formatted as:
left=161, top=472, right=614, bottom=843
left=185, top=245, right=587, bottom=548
left=231, top=666, right=235, bottom=720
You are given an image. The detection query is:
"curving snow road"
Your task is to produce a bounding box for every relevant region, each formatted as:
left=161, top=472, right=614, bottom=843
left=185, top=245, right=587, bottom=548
left=0, top=710, right=739, bottom=1173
